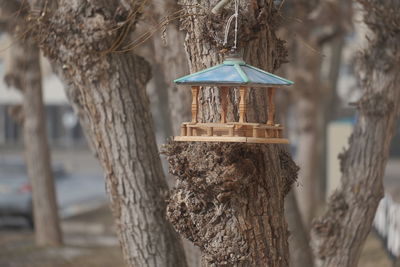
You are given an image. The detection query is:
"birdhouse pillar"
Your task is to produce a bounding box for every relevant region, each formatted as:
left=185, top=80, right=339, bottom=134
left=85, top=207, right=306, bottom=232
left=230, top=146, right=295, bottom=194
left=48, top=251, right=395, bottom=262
left=220, top=87, right=229, bottom=123
left=191, top=86, right=199, bottom=123
left=267, top=87, right=276, bottom=126
left=239, top=86, right=247, bottom=123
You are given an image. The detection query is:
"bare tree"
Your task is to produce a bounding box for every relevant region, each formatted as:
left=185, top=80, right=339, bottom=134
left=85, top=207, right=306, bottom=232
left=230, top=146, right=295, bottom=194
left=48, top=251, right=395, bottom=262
left=311, top=1, right=400, bottom=266
left=1, top=1, right=62, bottom=246
left=285, top=0, right=352, bottom=228
left=148, top=1, right=200, bottom=265
left=139, top=1, right=200, bottom=263
left=150, top=0, right=191, bottom=135
left=24, top=0, right=188, bottom=266
left=145, top=0, right=191, bottom=137
left=164, top=1, right=299, bottom=266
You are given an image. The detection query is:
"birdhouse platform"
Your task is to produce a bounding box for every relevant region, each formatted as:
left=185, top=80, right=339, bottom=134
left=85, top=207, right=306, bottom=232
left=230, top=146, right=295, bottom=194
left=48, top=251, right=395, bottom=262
left=175, top=122, right=288, bottom=144
left=173, top=55, right=293, bottom=144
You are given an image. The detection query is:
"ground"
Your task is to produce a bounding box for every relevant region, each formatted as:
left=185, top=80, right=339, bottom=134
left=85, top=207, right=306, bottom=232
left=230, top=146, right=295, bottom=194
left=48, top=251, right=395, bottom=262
left=0, top=204, right=393, bottom=267
left=0, top=148, right=397, bottom=266
left=0, top=205, right=125, bottom=267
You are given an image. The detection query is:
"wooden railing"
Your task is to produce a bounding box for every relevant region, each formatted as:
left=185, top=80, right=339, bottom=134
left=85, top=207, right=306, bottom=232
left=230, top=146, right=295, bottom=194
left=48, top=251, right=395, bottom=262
left=180, top=122, right=284, bottom=139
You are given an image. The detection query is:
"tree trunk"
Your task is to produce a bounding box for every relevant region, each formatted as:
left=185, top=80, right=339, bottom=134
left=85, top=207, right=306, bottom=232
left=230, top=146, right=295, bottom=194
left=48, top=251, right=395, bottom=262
left=165, top=1, right=297, bottom=266
left=285, top=0, right=351, bottom=228
left=293, top=95, right=321, bottom=227
left=2, top=3, right=62, bottom=246
left=33, top=1, right=188, bottom=266
left=6, top=42, right=62, bottom=246
left=311, top=1, right=400, bottom=266
left=149, top=0, right=201, bottom=265
left=285, top=191, right=314, bottom=267
left=150, top=0, right=191, bottom=135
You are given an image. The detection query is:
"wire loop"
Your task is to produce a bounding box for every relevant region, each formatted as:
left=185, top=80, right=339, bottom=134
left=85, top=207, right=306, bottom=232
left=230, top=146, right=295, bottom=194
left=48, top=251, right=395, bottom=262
left=223, top=0, right=239, bottom=50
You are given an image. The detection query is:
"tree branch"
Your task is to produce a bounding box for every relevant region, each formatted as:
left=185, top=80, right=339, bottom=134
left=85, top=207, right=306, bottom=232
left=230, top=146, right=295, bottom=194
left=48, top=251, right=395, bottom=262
left=211, top=0, right=232, bottom=15
left=311, top=1, right=400, bottom=266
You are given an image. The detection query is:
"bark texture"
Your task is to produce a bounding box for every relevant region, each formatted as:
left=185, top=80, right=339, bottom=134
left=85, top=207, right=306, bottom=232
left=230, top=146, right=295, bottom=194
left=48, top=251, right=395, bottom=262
left=165, top=1, right=297, bottom=266
left=165, top=142, right=298, bottom=266
left=311, top=1, right=400, bottom=266
left=32, top=1, right=187, bottom=266
left=1, top=1, right=62, bottom=246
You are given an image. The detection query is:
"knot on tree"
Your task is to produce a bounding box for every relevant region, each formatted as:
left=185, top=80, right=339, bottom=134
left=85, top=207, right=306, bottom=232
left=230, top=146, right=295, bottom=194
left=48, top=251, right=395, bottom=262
left=163, top=142, right=298, bottom=266
left=279, top=150, right=300, bottom=195
left=356, top=92, right=394, bottom=117
left=31, top=2, right=146, bottom=84
left=311, top=192, right=348, bottom=258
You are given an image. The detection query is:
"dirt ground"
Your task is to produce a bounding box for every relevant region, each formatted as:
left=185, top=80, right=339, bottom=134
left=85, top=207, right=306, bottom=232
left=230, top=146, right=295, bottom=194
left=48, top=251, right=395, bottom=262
left=0, top=204, right=393, bottom=267
left=0, top=206, right=125, bottom=267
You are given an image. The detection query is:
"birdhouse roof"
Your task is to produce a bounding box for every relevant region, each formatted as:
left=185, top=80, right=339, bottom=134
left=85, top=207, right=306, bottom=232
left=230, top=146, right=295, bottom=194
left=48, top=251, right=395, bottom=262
left=174, top=57, right=294, bottom=87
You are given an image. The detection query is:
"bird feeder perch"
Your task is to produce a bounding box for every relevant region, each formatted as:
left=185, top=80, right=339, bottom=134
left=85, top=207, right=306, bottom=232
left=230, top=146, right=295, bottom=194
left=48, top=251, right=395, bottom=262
left=173, top=55, right=294, bottom=144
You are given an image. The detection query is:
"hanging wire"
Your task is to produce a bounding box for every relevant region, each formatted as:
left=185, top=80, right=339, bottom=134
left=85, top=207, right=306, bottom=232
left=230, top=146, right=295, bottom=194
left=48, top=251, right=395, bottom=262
left=223, top=0, right=239, bottom=50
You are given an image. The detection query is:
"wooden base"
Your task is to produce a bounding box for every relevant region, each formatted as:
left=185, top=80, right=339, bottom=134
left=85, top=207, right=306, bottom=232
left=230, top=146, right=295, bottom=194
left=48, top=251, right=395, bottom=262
left=176, top=122, right=289, bottom=144
left=174, top=136, right=289, bottom=144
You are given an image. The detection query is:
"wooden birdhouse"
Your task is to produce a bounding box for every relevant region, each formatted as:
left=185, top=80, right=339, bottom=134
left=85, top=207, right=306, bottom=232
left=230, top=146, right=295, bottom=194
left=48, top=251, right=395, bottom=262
left=173, top=55, right=294, bottom=144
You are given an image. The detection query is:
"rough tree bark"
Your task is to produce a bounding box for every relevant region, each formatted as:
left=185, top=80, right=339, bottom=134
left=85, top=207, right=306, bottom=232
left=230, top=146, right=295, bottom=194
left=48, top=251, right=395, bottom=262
left=311, top=1, right=400, bottom=266
left=1, top=1, right=62, bottom=246
left=164, top=1, right=298, bottom=266
left=31, top=1, right=188, bottom=266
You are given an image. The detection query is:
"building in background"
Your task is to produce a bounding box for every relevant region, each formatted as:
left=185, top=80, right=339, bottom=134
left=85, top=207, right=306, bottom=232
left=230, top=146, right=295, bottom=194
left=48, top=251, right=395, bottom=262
left=0, top=34, right=87, bottom=148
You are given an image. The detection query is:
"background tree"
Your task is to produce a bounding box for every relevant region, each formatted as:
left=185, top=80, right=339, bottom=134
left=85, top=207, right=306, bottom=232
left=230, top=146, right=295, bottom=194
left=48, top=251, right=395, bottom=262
left=311, top=0, right=400, bottom=266
left=164, top=1, right=299, bottom=266
left=140, top=0, right=200, bottom=264
left=148, top=0, right=191, bottom=136
left=281, top=1, right=352, bottom=265
left=0, top=0, right=62, bottom=246
left=284, top=0, right=352, bottom=228
left=28, top=0, right=188, bottom=266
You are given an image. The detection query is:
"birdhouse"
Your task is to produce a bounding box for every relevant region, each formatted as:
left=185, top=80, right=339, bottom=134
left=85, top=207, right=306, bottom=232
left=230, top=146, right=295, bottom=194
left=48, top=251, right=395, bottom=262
left=173, top=55, right=294, bottom=144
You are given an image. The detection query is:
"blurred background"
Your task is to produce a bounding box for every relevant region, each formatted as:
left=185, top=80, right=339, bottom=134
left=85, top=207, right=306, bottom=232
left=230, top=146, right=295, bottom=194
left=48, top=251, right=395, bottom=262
left=0, top=3, right=399, bottom=267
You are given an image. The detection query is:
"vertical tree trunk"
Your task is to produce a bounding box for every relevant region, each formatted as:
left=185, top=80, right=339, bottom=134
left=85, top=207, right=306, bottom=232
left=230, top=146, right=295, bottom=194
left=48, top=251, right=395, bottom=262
left=165, top=1, right=298, bottom=266
left=150, top=0, right=191, bottom=135
left=5, top=38, right=62, bottom=246
left=33, top=1, right=188, bottom=266
left=285, top=0, right=352, bottom=228
left=285, top=191, right=314, bottom=267
left=140, top=1, right=201, bottom=262
left=311, top=1, right=400, bottom=266
left=149, top=0, right=200, bottom=264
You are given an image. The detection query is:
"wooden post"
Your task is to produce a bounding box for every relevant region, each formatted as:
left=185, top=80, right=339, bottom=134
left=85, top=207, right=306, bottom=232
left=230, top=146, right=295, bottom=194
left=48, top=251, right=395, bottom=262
left=239, top=86, right=247, bottom=123
left=191, top=86, right=200, bottom=123
left=220, top=87, right=229, bottom=123
left=267, top=87, right=276, bottom=126
left=229, top=126, right=234, bottom=137
left=207, top=127, right=214, bottom=136
left=253, top=127, right=260, bottom=138
left=180, top=125, right=187, bottom=136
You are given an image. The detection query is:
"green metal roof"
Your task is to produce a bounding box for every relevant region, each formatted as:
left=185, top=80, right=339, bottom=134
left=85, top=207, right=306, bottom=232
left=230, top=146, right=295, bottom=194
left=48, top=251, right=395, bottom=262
left=174, top=56, right=294, bottom=87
